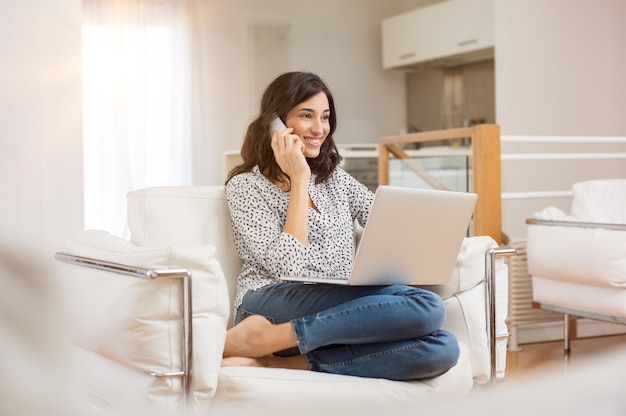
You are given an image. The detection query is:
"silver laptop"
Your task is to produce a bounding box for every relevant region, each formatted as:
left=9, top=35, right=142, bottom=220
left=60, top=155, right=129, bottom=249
left=280, top=185, right=477, bottom=286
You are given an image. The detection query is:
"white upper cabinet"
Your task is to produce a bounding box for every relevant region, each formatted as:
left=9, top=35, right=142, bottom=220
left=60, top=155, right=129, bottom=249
left=382, top=0, right=494, bottom=69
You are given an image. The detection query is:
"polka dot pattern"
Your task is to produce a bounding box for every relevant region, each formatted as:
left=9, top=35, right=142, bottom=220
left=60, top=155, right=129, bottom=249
left=226, top=166, right=374, bottom=309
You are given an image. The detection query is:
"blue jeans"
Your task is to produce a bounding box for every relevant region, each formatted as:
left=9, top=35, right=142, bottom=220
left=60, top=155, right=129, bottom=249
left=235, top=283, right=460, bottom=381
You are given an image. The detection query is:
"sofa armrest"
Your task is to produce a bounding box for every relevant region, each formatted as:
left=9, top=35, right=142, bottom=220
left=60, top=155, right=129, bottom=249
left=420, top=236, right=514, bottom=383
left=56, top=230, right=230, bottom=412
left=526, top=219, right=626, bottom=288
left=55, top=252, right=194, bottom=405
left=485, top=245, right=516, bottom=382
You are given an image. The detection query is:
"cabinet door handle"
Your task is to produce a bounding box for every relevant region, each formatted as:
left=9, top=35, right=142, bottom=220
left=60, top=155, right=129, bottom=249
left=398, top=52, right=416, bottom=60
left=458, top=39, right=478, bottom=47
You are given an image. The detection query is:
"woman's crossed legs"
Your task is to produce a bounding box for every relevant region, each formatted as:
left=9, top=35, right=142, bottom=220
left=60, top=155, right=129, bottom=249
left=223, top=283, right=459, bottom=380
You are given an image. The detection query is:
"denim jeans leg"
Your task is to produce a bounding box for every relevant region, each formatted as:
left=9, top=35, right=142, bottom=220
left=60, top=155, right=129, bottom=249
left=288, top=284, right=445, bottom=352
left=235, top=282, right=458, bottom=380
left=307, top=330, right=460, bottom=380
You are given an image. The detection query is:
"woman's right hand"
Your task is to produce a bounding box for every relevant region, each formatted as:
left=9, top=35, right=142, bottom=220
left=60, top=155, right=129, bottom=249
left=271, top=128, right=311, bottom=184
left=271, top=127, right=311, bottom=245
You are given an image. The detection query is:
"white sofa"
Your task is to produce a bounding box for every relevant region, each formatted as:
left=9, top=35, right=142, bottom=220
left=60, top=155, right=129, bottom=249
left=56, top=186, right=512, bottom=414
left=526, top=179, right=626, bottom=351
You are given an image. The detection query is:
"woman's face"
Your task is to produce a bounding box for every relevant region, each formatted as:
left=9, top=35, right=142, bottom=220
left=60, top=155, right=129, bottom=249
left=284, top=91, right=330, bottom=159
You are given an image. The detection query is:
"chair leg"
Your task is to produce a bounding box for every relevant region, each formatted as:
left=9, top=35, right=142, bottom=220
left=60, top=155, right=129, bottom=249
left=563, top=313, right=571, bottom=353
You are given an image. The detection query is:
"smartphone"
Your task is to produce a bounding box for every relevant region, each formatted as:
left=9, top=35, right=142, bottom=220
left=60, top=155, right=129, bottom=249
left=269, top=116, right=287, bottom=136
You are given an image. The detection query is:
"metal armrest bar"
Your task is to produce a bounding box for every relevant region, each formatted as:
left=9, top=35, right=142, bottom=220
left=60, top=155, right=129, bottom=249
left=538, top=303, right=626, bottom=353
left=539, top=303, right=626, bottom=326
left=485, top=245, right=516, bottom=384
left=55, top=252, right=190, bottom=280
left=526, top=218, right=626, bottom=231
left=54, top=251, right=194, bottom=407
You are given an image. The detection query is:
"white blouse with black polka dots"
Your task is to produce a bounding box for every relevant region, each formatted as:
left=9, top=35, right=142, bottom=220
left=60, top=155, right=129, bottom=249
left=226, top=165, right=375, bottom=310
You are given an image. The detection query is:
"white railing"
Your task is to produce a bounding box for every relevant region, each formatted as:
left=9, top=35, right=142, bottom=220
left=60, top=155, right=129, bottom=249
left=500, top=135, right=626, bottom=239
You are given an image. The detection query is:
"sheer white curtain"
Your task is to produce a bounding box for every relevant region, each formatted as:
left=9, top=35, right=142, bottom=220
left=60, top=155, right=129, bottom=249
left=82, top=0, right=200, bottom=238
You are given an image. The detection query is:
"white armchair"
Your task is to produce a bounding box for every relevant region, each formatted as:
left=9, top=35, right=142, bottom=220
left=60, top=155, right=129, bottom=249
left=526, top=179, right=626, bottom=352
left=55, top=186, right=512, bottom=414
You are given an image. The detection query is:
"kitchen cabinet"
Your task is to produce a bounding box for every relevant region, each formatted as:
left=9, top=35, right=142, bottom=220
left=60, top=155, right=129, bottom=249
left=382, top=0, right=494, bottom=69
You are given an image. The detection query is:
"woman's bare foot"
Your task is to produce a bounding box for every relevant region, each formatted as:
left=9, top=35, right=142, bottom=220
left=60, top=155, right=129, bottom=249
left=221, top=356, right=266, bottom=367
left=221, top=354, right=309, bottom=370
left=223, top=315, right=298, bottom=358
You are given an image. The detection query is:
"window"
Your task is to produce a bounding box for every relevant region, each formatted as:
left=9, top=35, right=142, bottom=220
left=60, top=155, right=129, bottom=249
left=82, top=1, right=194, bottom=238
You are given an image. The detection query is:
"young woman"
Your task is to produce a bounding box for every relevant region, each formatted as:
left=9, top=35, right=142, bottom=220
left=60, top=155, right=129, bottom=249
left=223, top=71, right=459, bottom=380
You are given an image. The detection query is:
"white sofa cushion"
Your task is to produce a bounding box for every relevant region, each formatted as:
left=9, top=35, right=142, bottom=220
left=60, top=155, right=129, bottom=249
left=211, top=342, right=474, bottom=413
left=571, top=179, right=626, bottom=223
left=527, top=221, right=626, bottom=288
left=127, top=186, right=241, bottom=314
left=530, top=201, right=626, bottom=288
left=60, top=230, right=230, bottom=411
left=532, top=276, right=626, bottom=318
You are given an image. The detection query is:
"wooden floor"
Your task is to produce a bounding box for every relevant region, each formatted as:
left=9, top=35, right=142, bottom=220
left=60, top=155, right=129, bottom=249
left=504, top=333, right=626, bottom=380
left=459, top=334, right=626, bottom=414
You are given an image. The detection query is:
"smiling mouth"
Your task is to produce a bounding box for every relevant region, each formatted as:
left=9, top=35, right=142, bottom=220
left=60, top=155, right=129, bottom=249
left=304, top=137, right=322, bottom=146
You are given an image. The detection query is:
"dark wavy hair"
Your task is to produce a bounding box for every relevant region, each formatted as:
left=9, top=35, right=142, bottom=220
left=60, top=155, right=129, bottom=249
left=226, top=72, right=342, bottom=185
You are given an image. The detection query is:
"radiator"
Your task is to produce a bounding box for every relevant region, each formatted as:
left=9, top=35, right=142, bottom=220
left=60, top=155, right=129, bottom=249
left=506, top=239, right=561, bottom=351
left=248, top=22, right=290, bottom=116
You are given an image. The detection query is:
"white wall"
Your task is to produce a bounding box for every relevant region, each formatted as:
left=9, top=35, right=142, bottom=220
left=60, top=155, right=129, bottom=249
left=0, top=0, right=83, bottom=255
left=494, top=0, right=626, bottom=136
left=193, top=0, right=410, bottom=184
